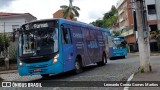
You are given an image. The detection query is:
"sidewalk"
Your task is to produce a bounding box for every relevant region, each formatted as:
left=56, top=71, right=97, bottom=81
left=130, top=55, right=160, bottom=90
left=0, top=69, right=17, bottom=74
left=0, top=65, right=17, bottom=75
left=128, top=52, right=160, bottom=56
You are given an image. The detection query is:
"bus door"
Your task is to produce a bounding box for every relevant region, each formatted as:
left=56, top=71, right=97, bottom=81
left=61, top=24, right=74, bottom=72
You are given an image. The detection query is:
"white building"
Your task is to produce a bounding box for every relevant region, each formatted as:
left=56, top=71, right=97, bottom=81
left=145, top=0, right=160, bottom=31
left=0, top=12, right=37, bottom=33
left=0, top=12, right=37, bottom=59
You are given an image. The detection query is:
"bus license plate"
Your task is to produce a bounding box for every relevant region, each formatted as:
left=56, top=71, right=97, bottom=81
left=34, top=69, right=41, bottom=72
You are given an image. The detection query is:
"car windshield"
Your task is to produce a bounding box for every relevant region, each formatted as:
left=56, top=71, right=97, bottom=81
left=18, top=27, right=58, bottom=57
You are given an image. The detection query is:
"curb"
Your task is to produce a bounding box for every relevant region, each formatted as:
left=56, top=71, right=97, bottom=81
left=128, top=53, right=160, bottom=56
left=151, top=54, right=160, bottom=56
left=0, top=70, right=18, bottom=74
left=123, top=67, right=140, bottom=90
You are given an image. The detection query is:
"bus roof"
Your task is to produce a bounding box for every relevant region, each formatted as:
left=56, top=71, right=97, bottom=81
left=59, top=18, right=107, bottom=31
left=22, top=18, right=111, bottom=32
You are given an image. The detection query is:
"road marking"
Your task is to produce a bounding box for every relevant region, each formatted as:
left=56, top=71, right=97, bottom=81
left=124, top=73, right=134, bottom=90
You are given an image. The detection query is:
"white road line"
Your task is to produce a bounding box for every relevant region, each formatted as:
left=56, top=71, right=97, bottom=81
left=124, top=73, right=134, bottom=90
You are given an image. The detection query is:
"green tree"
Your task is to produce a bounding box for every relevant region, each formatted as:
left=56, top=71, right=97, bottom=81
left=112, top=30, right=121, bottom=36
left=0, top=34, right=10, bottom=51
left=90, top=5, right=117, bottom=28
left=104, top=16, right=117, bottom=28
left=103, top=5, right=117, bottom=20
left=60, top=0, right=80, bottom=20
left=91, top=20, right=104, bottom=27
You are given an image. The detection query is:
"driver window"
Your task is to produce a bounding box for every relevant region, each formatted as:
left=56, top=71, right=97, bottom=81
left=61, top=25, right=71, bottom=44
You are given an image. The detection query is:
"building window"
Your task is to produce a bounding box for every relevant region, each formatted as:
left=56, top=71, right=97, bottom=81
left=149, top=25, right=157, bottom=31
left=147, top=4, right=156, bottom=15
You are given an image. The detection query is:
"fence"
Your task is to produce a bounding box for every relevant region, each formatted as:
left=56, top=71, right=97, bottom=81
left=0, top=41, right=17, bottom=71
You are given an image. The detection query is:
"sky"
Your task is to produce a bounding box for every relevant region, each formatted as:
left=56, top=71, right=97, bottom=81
left=0, top=0, right=118, bottom=23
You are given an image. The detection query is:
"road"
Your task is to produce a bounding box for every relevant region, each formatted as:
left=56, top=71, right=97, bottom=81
left=0, top=54, right=160, bottom=90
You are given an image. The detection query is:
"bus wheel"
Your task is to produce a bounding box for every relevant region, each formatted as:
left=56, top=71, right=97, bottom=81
left=97, top=54, right=107, bottom=66
left=41, top=74, right=49, bottom=78
left=74, top=59, right=83, bottom=74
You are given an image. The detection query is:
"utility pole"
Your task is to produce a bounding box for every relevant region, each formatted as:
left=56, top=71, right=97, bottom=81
left=134, top=0, right=151, bottom=72
left=3, top=22, right=5, bottom=54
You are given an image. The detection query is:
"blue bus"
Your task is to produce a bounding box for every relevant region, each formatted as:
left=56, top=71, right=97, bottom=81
left=108, top=35, right=127, bottom=59
left=15, top=19, right=110, bottom=77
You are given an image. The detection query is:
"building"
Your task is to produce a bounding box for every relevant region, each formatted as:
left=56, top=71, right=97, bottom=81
left=116, top=0, right=160, bottom=52
left=53, top=9, right=77, bottom=21
left=0, top=12, right=37, bottom=33
left=53, top=9, right=69, bottom=19
left=145, top=0, right=160, bottom=51
left=145, top=0, right=160, bottom=31
left=0, top=12, right=37, bottom=60
left=116, top=0, right=137, bottom=52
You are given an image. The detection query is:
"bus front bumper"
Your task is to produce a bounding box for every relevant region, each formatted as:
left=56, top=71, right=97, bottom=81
left=18, top=61, right=63, bottom=76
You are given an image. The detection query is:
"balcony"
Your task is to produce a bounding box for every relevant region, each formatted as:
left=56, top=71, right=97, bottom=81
left=119, top=17, right=125, bottom=23
left=118, top=9, right=124, bottom=15
left=121, top=29, right=134, bottom=36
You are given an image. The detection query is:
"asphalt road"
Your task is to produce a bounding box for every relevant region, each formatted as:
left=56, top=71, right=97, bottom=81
left=1, top=54, right=159, bottom=90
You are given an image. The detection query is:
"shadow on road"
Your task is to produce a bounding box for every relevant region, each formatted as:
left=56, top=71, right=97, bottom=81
left=28, top=65, right=98, bottom=82
left=110, top=57, right=125, bottom=60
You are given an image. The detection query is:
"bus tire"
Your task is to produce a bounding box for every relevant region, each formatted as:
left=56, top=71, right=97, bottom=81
left=97, top=54, right=107, bottom=66
left=74, top=59, right=83, bottom=74
left=41, top=74, right=49, bottom=78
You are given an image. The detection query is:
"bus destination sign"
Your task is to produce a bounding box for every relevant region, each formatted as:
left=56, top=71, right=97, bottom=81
left=24, top=23, right=48, bottom=30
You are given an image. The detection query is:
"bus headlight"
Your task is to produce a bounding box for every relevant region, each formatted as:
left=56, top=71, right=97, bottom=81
left=53, top=54, right=59, bottom=64
left=18, top=58, right=23, bottom=67
left=19, top=62, right=23, bottom=66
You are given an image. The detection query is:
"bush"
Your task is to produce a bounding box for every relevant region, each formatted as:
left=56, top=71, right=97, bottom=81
left=112, top=30, right=121, bottom=36
left=0, top=34, right=10, bottom=51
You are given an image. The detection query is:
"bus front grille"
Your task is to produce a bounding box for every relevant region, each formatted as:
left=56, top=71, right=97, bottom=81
left=27, top=64, right=48, bottom=74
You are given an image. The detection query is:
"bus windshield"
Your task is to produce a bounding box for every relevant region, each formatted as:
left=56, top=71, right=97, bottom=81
left=113, top=38, right=122, bottom=45
left=113, top=37, right=126, bottom=48
left=18, top=27, right=58, bottom=57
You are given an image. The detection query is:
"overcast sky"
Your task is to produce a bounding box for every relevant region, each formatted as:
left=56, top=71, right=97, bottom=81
left=0, top=0, right=118, bottom=23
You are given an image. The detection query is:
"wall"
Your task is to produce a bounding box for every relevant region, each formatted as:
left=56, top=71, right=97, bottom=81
left=0, top=17, right=26, bottom=33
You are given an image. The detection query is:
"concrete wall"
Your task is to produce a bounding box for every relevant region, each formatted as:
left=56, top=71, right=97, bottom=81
left=145, top=0, right=155, bottom=5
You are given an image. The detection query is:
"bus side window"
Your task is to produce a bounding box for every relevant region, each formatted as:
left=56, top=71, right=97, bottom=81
left=62, top=26, right=71, bottom=44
